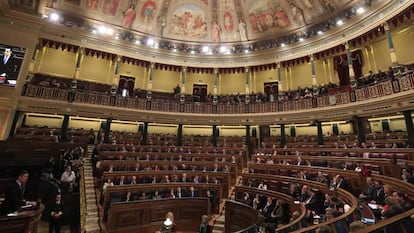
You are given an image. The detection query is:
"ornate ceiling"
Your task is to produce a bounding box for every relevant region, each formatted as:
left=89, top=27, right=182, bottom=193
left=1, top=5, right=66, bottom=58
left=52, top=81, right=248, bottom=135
left=0, top=0, right=411, bottom=67
left=43, top=0, right=362, bottom=43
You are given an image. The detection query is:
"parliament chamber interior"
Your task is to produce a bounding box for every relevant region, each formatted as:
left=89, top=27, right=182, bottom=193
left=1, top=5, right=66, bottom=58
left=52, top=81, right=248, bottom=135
left=1, top=0, right=414, bottom=233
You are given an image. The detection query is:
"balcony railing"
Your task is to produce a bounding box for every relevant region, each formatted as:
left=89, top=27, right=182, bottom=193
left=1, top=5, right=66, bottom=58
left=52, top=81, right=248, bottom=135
left=22, top=73, right=414, bottom=115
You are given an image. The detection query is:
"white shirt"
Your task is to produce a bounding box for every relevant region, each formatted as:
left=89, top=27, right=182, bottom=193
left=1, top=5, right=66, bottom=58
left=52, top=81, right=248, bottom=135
left=60, top=171, right=76, bottom=183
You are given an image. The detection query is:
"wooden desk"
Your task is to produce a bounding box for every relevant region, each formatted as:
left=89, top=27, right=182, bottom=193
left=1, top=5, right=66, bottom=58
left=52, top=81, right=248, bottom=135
left=107, top=198, right=209, bottom=233
left=0, top=204, right=44, bottom=233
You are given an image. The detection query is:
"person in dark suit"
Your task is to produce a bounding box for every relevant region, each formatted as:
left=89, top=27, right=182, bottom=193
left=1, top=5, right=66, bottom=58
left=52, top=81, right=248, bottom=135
left=0, top=169, right=37, bottom=215
left=0, top=48, right=19, bottom=84
left=48, top=193, right=63, bottom=233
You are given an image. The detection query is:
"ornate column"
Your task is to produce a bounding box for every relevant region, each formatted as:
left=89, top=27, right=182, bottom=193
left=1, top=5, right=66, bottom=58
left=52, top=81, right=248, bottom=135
left=403, top=110, right=414, bottom=147
left=74, top=47, right=83, bottom=79
left=212, top=125, right=218, bottom=147
left=277, top=62, right=282, bottom=99
left=246, top=125, right=251, bottom=154
left=245, top=67, right=251, bottom=112
left=28, top=41, right=40, bottom=73
left=61, top=115, right=70, bottom=142
left=177, top=124, right=183, bottom=146
left=345, top=42, right=356, bottom=87
left=213, top=67, right=219, bottom=104
left=310, top=54, right=317, bottom=87
left=317, top=120, right=324, bottom=145
left=142, top=122, right=149, bottom=145
left=180, top=66, right=186, bottom=105
left=104, top=117, right=112, bottom=143
left=147, top=62, right=155, bottom=100
left=280, top=124, right=286, bottom=148
left=384, top=22, right=398, bottom=65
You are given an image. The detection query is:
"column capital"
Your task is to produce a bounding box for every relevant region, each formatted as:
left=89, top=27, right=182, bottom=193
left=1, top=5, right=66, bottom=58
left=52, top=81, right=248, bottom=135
left=383, top=22, right=390, bottom=31
left=214, top=67, right=219, bottom=74
left=344, top=42, right=350, bottom=50
left=150, top=62, right=155, bottom=68
left=182, top=66, right=187, bottom=72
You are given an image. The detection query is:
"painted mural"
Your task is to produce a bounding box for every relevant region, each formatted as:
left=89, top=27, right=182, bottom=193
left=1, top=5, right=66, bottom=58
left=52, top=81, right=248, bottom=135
left=44, top=0, right=357, bottom=43
left=168, top=4, right=207, bottom=38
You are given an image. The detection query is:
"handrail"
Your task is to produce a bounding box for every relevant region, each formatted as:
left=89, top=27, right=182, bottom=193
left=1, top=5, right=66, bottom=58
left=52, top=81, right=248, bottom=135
left=21, top=73, right=414, bottom=115
left=233, top=186, right=307, bottom=233
left=79, top=166, right=87, bottom=233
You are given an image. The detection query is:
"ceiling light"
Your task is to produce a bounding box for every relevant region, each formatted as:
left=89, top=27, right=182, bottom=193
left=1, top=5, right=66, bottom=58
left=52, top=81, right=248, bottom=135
left=92, top=29, right=97, bottom=34
left=98, top=25, right=107, bottom=34
left=42, top=14, right=48, bottom=19
left=202, top=46, right=210, bottom=53
left=317, top=30, right=323, bottom=35
left=336, top=20, right=344, bottom=25
left=106, top=28, right=114, bottom=35
left=50, top=12, right=60, bottom=21
left=190, top=50, right=195, bottom=54
left=146, top=38, right=154, bottom=46
left=135, top=40, right=141, bottom=44
left=244, top=49, right=250, bottom=53
left=298, top=38, right=304, bottom=42
left=219, top=46, right=227, bottom=53
left=356, top=7, right=365, bottom=14
left=281, top=43, right=286, bottom=47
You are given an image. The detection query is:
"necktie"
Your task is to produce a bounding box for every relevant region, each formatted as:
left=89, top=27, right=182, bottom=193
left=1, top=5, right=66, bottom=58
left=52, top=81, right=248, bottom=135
left=3, top=56, right=7, bottom=65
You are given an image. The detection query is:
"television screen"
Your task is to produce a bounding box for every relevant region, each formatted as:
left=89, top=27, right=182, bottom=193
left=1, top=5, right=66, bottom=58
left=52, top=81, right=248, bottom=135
left=0, top=44, right=26, bottom=87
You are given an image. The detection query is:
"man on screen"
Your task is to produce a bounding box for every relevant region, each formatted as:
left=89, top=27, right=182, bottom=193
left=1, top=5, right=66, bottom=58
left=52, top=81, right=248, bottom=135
left=0, top=48, right=19, bottom=85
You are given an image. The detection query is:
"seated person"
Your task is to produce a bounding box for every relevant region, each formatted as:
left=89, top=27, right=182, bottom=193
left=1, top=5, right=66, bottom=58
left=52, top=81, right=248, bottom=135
left=60, top=165, right=76, bottom=192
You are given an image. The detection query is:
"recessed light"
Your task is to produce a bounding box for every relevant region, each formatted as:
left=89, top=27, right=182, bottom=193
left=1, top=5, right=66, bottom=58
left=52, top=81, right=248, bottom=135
left=356, top=7, right=365, bottom=14
left=50, top=12, right=60, bottom=21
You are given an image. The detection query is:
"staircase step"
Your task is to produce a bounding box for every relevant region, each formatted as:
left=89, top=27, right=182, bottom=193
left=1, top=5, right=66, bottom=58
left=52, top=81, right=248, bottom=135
left=85, top=224, right=101, bottom=233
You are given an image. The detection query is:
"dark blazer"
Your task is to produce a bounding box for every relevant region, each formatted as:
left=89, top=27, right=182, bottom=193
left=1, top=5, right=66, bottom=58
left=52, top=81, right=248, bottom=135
left=1, top=181, right=25, bottom=214
left=48, top=201, right=63, bottom=221
left=0, top=55, right=19, bottom=81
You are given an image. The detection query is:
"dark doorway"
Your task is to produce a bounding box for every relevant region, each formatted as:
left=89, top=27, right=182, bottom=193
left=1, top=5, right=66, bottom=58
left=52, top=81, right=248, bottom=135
left=118, top=76, right=135, bottom=97
left=193, top=84, right=208, bottom=102
left=264, top=82, right=278, bottom=102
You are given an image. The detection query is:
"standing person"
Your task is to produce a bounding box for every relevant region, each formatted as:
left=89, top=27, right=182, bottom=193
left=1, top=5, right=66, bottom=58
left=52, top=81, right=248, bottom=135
left=0, top=169, right=37, bottom=215
left=0, top=47, right=18, bottom=84
left=212, top=21, right=221, bottom=43
left=48, top=193, right=63, bottom=233
left=199, top=215, right=209, bottom=233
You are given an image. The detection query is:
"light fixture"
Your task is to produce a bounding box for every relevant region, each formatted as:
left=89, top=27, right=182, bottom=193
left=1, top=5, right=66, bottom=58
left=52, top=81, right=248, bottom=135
left=219, top=46, right=227, bottom=53
left=281, top=43, right=286, bottom=47
left=356, top=7, right=365, bottom=14
left=50, top=12, right=60, bottom=21
left=106, top=28, right=114, bottom=35
left=202, top=46, right=210, bottom=53
left=244, top=49, right=250, bottom=53
left=98, top=25, right=107, bottom=34
left=298, top=38, right=304, bottom=42
left=146, top=38, right=155, bottom=46
left=336, top=20, right=344, bottom=26
left=135, top=40, right=141, bottom=44
left=317, top=30, right=323, bottom=35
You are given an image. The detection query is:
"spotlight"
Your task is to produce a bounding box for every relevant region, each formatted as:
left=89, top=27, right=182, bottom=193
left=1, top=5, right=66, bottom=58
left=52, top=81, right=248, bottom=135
left=98, top=25, right=107, bottom=34
left=202, top=46, right=210, bottom=53
left=356, top=7, right=365, bottom=14
left=50, top=12, right=60, bottom=21
left=146, top=38, right=155, bottom=46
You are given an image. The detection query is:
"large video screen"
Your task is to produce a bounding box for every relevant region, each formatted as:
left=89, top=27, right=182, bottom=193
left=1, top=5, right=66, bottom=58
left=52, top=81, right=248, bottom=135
left=0, top=44, right=26, bottom=87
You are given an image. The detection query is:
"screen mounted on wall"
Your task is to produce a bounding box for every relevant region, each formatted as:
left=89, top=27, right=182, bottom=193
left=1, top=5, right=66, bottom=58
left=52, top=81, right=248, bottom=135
left=0, top=44, right=26, bottom=87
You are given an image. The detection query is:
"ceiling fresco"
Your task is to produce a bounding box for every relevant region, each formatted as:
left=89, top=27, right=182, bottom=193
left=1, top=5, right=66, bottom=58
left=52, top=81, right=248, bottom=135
left=43, top=0, right=362, bottom=43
